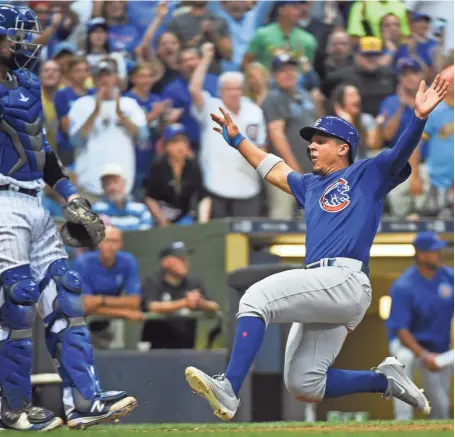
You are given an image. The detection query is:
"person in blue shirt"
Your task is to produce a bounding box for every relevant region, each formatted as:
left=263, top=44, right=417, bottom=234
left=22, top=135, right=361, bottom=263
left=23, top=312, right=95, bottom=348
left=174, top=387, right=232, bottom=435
left=53, top=56, right=93, bottom=167
left=183, top=73, right=449, bottom=420
left=387, top=232, right=454, bottom=420
left=161, top=47, right=219, bottom=152
left=73, top=225, right=143, bottom=348
left=124, top=64, right=167, bottom=192
left=92, top=164, right=153, bottom=231
left=378, top=58, right=427, bottom=217
left=207, top=1, right=274, bottom=72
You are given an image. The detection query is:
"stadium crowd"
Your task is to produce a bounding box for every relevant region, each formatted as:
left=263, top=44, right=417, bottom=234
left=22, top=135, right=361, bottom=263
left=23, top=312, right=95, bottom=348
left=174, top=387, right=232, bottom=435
left=20, top=0, right=453, bottom=227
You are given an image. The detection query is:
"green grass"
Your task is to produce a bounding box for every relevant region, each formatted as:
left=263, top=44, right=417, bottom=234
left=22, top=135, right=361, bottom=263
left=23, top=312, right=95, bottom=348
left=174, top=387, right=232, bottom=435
left=6, top=420, right=453, bottom=437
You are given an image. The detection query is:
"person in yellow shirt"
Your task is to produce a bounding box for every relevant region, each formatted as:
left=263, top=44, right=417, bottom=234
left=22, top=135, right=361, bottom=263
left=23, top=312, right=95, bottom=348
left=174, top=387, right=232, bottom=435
left=348, top=0, right=410, bottom=41
left=40, top=59, right=62, bottom=151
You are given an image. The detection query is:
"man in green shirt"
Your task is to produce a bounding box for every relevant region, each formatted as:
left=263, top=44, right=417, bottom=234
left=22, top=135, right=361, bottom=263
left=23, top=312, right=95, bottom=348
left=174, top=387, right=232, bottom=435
left=242, top=0, right=317, bottom=70
left=348, top=0, right=410, bottom=39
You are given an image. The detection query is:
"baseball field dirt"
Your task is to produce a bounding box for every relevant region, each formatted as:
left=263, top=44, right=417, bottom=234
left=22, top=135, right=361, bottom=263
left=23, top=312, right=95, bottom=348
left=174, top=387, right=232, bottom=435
left=5, top=420, right=453, bottom=436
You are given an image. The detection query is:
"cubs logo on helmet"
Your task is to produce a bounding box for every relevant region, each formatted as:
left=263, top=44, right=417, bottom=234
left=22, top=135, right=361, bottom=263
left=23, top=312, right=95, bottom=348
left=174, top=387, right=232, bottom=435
left=319, top=178, right=351, bottom=213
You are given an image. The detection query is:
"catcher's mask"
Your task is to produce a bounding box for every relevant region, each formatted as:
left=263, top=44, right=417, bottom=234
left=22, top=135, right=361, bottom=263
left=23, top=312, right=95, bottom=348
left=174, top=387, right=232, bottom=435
left=0, top=4, right=42, bottom=70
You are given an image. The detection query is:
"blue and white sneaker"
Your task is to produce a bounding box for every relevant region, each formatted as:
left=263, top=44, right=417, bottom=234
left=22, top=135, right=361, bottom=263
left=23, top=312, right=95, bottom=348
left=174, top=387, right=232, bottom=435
left=65, top=389, right=137, bottom=429
left=1, top=404, right=62, bottom=431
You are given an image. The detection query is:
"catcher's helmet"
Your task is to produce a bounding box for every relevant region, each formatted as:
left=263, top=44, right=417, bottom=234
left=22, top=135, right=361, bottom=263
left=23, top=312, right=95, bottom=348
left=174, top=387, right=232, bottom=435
left=0, top=4, right=42, bottom=70
left=300, top=116, right=360, bottom=164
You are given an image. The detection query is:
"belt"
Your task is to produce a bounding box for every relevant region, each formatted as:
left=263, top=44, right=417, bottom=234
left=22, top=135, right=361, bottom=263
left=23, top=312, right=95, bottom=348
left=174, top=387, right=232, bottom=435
left=305, top=257, right=370, bottom=277
left=0, top=184, right=39, bottom=197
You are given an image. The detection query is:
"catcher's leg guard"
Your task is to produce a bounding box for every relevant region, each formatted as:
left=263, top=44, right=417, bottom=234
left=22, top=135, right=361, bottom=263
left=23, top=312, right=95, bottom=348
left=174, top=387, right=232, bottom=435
left=39, top=259, right=101, bottom=402
left=39, top=259, right=136, bottom=428
left=0, top=265, right=38, bottom=412
left=0, top=266, right=61, bottom=430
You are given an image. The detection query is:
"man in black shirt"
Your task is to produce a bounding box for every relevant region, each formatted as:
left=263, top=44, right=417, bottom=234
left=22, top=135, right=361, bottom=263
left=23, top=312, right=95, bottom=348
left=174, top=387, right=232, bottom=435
left=141, top=241, right=219, bottom=348
left=143, top=124, right=211, bottom=226
left=322, top=36, right=397, bottom=115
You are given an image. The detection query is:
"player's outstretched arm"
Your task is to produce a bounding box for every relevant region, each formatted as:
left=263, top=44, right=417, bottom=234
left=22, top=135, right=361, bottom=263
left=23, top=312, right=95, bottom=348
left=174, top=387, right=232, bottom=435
left=211, top=107, right=293, bottom=194
left=374, top=75, right=448, bottom=175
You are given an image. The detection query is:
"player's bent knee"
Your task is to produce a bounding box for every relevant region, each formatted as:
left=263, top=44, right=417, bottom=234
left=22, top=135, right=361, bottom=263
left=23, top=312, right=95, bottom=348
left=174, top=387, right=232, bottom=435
left=285, top=373, right=325, bottom=403
left=41, top=259, right=85, bottom=320
left=237, top=284, right=269, bottom=324
left=1, top=265, right=39, bottom=330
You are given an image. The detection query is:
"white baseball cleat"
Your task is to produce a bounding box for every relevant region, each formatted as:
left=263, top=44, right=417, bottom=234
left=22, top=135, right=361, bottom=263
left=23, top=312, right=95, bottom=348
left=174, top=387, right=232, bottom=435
left=185, top=367, right=239, bottom=420
left=373, top=356, right=431, bottom=415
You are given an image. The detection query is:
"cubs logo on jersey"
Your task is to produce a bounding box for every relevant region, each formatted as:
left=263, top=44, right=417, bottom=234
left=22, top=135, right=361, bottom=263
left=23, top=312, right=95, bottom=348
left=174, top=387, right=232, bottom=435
left=319, top=178, right=351, bottom=213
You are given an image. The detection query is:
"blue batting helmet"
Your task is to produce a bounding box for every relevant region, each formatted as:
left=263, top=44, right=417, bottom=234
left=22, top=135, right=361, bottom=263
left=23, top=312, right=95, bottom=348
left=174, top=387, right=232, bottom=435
left=0, top=4, right=42, bottom=70
left=299, top=116, right=360, bottom=164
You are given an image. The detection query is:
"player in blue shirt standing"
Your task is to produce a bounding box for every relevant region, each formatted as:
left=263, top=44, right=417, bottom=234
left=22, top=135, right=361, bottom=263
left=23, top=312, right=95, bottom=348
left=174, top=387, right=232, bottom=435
left=184, top=72, right=449, bottom=419
left=387, top=231, right=454, bottom=420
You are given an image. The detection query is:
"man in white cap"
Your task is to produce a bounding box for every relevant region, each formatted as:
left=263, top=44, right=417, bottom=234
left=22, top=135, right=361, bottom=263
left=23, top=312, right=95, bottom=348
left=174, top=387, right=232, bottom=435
left=92, top=164, right=153, bottom=231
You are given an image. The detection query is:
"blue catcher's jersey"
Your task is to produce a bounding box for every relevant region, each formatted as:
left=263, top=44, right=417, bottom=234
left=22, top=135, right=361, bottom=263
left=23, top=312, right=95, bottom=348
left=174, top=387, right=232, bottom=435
left=0, top=69, right=50, bottom=182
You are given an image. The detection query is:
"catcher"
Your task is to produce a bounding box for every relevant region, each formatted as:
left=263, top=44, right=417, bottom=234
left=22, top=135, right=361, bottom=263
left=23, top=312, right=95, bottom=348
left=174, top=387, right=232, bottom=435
left=0, top=4, right=136, bottom=431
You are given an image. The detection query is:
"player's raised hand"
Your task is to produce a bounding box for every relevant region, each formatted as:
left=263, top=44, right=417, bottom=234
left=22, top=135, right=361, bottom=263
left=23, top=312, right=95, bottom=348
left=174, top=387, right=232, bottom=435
left=415, top=74, right=449, bottom=119
left=210, top=107, right=245, bottom=149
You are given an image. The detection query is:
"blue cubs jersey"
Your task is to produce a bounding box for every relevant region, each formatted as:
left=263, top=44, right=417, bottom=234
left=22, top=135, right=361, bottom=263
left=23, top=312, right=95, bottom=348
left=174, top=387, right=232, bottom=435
left=72, top=251, right=141, bottom=297
left=288, top=156, right=410, bottom=265
left=0, top=70, right=51, bottom=182
left=386, top=265, right=454, bottom=353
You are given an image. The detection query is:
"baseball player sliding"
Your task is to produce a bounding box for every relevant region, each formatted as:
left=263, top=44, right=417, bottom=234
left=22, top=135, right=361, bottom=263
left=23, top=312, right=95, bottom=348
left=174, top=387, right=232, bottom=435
left=0, top=4, right=136, bottom=431
left=185, top=72, right=449, bottom=419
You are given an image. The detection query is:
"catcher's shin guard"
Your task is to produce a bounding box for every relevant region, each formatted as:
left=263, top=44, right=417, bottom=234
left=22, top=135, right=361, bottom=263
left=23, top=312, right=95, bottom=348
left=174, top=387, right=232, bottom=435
left=0, top=265, right=39, bottom=413
left=40, top=259, right=101, bottom=407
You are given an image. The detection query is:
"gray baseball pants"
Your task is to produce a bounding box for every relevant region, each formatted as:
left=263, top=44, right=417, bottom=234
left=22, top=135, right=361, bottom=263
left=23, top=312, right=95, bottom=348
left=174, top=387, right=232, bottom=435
left=238, top=264, right=372, bottom=402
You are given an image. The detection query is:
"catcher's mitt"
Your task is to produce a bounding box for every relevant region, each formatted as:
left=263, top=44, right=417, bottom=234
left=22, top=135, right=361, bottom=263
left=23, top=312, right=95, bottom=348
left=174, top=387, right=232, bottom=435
left=61, top=197, right=105, bottom=250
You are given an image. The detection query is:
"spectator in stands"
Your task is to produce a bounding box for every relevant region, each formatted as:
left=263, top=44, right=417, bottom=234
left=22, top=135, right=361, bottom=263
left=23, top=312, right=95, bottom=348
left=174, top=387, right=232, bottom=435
left=167, top=1, right=232, bottom=75
left=190, top=43, right=266, bottom=218
left=51, top=41, right=78, bottom=86
left=379, top=58, right=423, bottom=148
left=124, top=63, right=168, bottom=192
left=141, top=241, right=219, bottom=349
left=244, top=62, right=270, bottom=107
left=297, top=0, right=336, bottom=51
left=80, top=18, right=128, bottom=85
left=53, top=56, right=92, bottom=167
left=144, top=124, right=211, bottom=226
left=323, top=37, right=396, bottom=116
left=69, top=61, right=147, bottom=201
left=410, top=65, right=454, bottom=218
left=135, top=0, right=169, bottom=65
left=243, top=1, right=317, bottom=70
left=378, top=58, right=425, bottom=217
left=32, top=1, right=79, bottom=60
left=40, top=59, right=61, bottom=151
left=316, top=29, right=354, bottom=87
left=404, top=0, right=454, bottom=59
left=97, top=0, right=141, bottom=56
left=207, top=0, right=274, bottom=72
left=73, top=226, right=143, bottom=349
left=262, top=53, right=317, bottom=219
left=161, top=47, right=219, bottom=152
left=379, top=13, right=405, bottom=69
left=150, top=31, right=182, bottom=94
left=92, top=164, right=153, bottom=231
left=347, top=0, right=410, bottom=40
left=330, top=83, right=381, bottom=159
left=386, top=232, right=453, bottom=420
